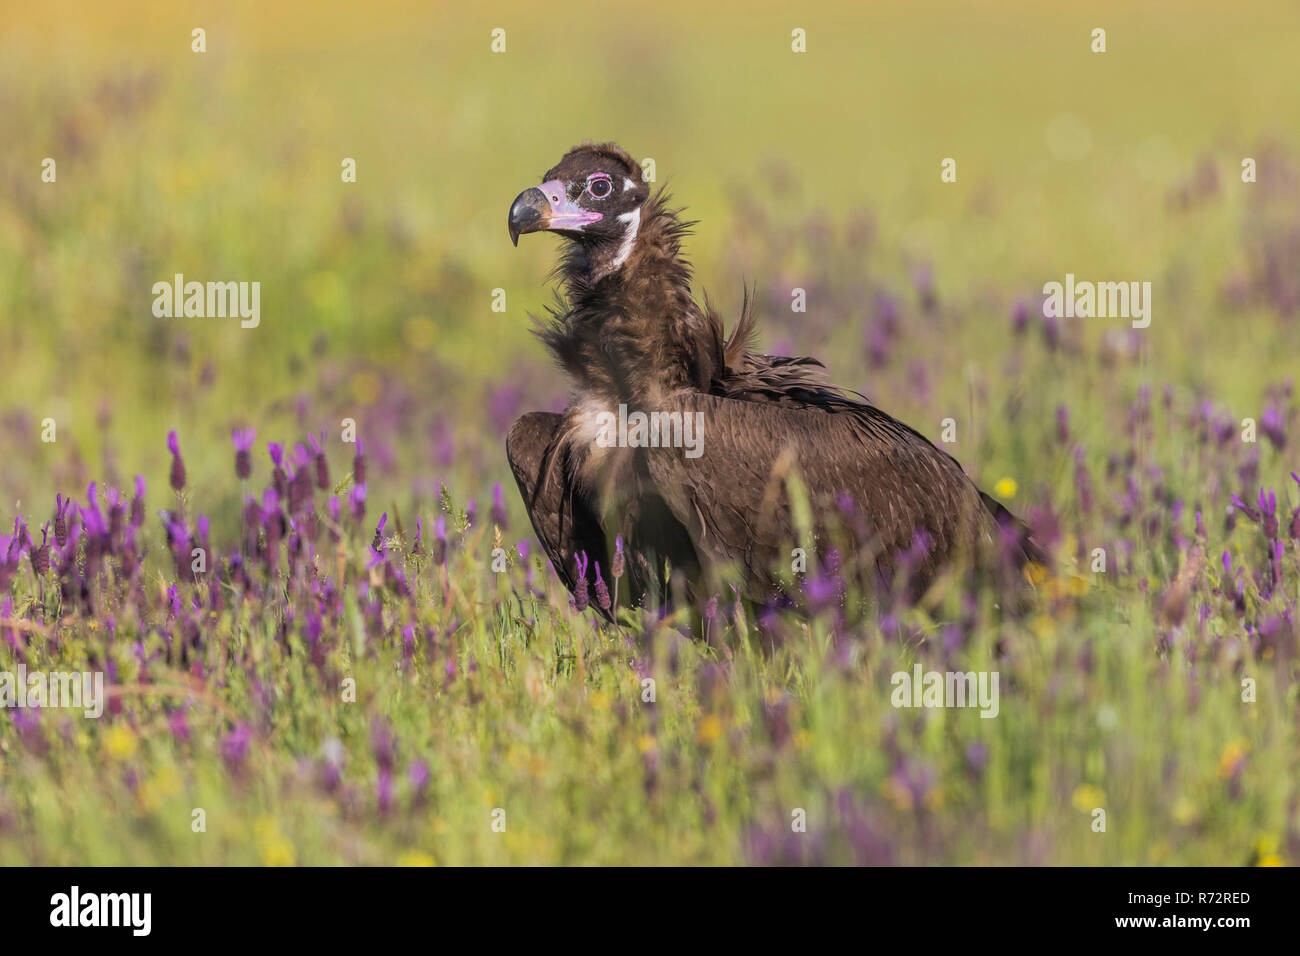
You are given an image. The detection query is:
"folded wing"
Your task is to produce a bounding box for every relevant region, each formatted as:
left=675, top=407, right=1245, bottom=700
left=639, top=391, right=995, bottom=601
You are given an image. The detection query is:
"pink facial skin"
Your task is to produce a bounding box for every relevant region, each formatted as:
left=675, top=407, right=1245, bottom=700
left=536, top=178, right=603, bottom=230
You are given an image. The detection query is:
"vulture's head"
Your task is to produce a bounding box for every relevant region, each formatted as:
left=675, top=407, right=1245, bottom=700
left=508, top=142, right=651, bottom=275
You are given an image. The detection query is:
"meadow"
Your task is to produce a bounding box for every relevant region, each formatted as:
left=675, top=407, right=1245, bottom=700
left=1, top=0, right=1298, bottom=864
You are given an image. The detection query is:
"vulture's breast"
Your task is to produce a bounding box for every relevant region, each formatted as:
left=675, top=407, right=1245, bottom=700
left=563, top=393, right=639, bottom=501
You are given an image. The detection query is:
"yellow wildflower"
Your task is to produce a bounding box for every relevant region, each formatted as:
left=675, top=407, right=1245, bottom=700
left=397, top=850, right=436, bottom=867
left=698, top=714, right=723, bottom=745
left=103, top=725, right=137, bottom=761
left=254, top=816, right=296, bottom=867
left=1217, top=739, right=1249, bottom=779
left=1071, top=784, right=1106, bottom=813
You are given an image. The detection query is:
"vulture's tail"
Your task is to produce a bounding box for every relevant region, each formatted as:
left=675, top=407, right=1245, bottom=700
left=981, top=491, right=1051, bottom=571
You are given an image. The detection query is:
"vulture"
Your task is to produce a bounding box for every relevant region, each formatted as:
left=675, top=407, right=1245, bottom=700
left=505, top=142, right=1039, bottom=625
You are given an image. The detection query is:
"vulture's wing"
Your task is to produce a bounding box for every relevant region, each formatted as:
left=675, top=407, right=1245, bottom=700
left=506, top=412, right=614, bottom=622
left=639, top=392, right=994, bottom=600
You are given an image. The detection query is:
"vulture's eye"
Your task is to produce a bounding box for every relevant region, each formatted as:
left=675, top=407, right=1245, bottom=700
left=587, top=177, right=613, bottom=199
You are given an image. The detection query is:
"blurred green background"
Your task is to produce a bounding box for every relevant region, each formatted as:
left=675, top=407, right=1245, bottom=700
left=4, top=0, right=1300, bottom=517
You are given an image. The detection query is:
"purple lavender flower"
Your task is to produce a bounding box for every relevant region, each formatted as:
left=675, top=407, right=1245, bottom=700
left=876, top=291, right=900, bottom=335
left=130, top=476, right=145, bottom=529
left=261, top=488, right=285, bottom=552
left=31, top=523, right=50, bottom=576
left=327, top=496, right=341, bottom=541
left=370, top=719, right=394, bottom=772
left=105, top=486, right=124, bottom=540
left=965, top=741, right=989, bottom=777
left=309, top=434, right=330, bottom=490
left=1042, top=310, right=1061, bottom=352
left=1231, top=487, right=1278, bottom=539
left=760, top=694, right=792, bottom=748
left=432, top=515, right=447, bottom=564
left=488, top=384, right=523, bottom=435
left=166, top=430, right=185, bottom=492
left=168, top=709, right=190, bottom=743
left=53, top=493, right=70, bottom=547
left=232, top=427, right=255, bottom=480
left=1011, top=298, right=1029, bottom=336
left=594, top=562, right=611, bottom=612
left=353, top=438, right=366, bottom=486
left=1261, top=403, right=1286, bottom=451
left=804, top=569, right=841, bottom=614
left=1261, top=489, right=1279, bottom=539
left=320, top=739, right=345, bottom=793
left=287, top=459, right=312, bottom=515
left=612, top=535, right=625, bottom=578
left=409, top=760, right=431, bottom=807
left=573, top=552, right=590, bottom=611
left=268, top=442, right=287, bottom=497
left=242, top=495, right=262, bottom=553
left=1290, top=473, right=1300, bottom=539
left=163, top=512, right=189, bottom=578
left=221, top=724, right=253, bottom=774
left=11, top=708, right=44, bottom=755
left=490, top=482, right=508, bottom=529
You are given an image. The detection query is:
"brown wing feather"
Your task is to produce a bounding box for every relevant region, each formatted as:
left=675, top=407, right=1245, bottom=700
left=506, top=412, right=614, bottom=622
left=639, top=392, right=994, bottom=603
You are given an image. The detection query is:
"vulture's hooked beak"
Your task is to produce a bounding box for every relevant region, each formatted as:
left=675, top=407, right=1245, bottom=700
left=508, top=179, right=603, bottom=246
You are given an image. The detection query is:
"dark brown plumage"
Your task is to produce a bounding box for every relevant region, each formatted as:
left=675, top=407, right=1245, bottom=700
left=506, top=142, right=1038, bottom=623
